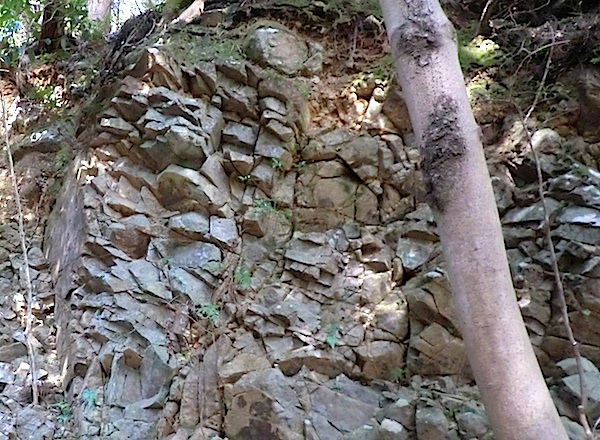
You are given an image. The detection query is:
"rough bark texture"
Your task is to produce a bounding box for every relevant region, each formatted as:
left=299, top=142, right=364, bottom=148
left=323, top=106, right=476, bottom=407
left=87, top=0, right=112, bottom=22
left=378, top=1, right=569, bottom=439
left=40, top=1, right=64, bottom=53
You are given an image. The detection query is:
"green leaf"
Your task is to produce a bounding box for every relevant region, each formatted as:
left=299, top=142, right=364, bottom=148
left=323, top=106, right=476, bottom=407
left=234, top=264, right=252, bottom=288
left=326, top=323, right=340, bottom=349
left=81, top=388, right=97, bottom=406
left=198, top=303, right=220, bottom=326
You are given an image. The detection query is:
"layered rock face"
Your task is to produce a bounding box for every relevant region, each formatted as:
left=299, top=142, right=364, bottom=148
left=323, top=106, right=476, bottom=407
left=4, top=19, right=596, bottom=440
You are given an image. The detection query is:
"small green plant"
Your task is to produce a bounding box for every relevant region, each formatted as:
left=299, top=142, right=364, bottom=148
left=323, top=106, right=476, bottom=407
left=254, top=198, right=278, bottom=214
left=457, top=22, right=504, bottom=70
left=27, top=84, right=60, bottom=108
left=238, top=174, right=253, bottom=183
left=81, top=388, right=97, bottom=407
left=51, top=149, right=71, bottom=174
left=203, top=260, right=225, bottom=275
left=330, top=376, right=342, bottom=391
left=198, top=303, right=220, bottom=327
left=51, top=400, right=72, bottom=423
left=270, top=157, right=284, bottom=171
left=325, top=322, right=340, bottom=349
left=234, top=264, right=252, bottom=288
left=297, top=82, right=312, bottom=99
left=390, top=367, right=406, bottom=382
left=293, top=160, right=308, bottom=172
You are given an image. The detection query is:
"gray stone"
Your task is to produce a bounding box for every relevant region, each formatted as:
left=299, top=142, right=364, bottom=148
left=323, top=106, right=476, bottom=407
left=209, top=217, right=239, bottom=249
left=396, top=238, right=437, bottom=272
left=378, top=418, right=409, bottom=440
left=101, top=117, right=137, bottom=137
left=168, top=212, right=210, bottom=238
left=157, top=164, right=227, bottom=213
left=557, top=206, right=600, bottom=226
left=244, top=25, right=308, bottom=75
left=255, top=129, right=293, bottom=169
left=218, top=76, right=259, bottom=119
left=560, top=371, right=600, bottom=422
left=224, top=368, right=304, bottom=440
left=0, top=343, right=27, bottom=362
left=562, top=417, right=587, bottom=440
left=222, top=121, right=259, bottom=148
left=169, top=267, right=212, bottom=305
left=128, top=259, right=172, bottom=301
left=408, top=323, right=469, bottom=377
left=556, top=357, right=599, bottom=377
left=456, top=411, right=491, bottom=438
left=13, top=125, right=66, bottom=161
left=310, top=382, right=379, bottom=437
left=164, top=125, right=209, bottom=166
left=112, top=96, right=149, bottom=122
left=355, top=341, right=406, bottom=381
left=169, top=242, right=222, bottom=269
left=218, top=353, right=271, bottom=383
left=416, top=407, right=449, bottom=440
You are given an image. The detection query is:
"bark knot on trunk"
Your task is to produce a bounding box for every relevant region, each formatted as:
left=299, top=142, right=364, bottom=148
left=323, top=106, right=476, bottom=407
left=421, top=94, right=466, bottom=212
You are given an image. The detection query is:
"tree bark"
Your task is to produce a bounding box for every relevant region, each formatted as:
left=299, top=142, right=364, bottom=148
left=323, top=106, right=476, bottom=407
left=87, top=0, right=112, bottom=23
left=378, top=1, right=569, bottom=439
left=40, top=1, right=64, bottom=53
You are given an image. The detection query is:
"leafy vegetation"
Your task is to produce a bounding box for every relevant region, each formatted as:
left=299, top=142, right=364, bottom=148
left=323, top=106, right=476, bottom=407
left=325, top=322, right=340, bottom=349
left=390, top=367, right=406, bottom=382
left=270, top=157, right=284, bottom=171
left=81, top=388, right=97, bottom=407
left=51, top=400, right=72, bottom=423
left=234, top=264, right=252, bottom=288
left=198, top=303, right=220, bottom=327
left=457, top=23, right=504, bottom=70
left=0, top=0, right=101, bottom=68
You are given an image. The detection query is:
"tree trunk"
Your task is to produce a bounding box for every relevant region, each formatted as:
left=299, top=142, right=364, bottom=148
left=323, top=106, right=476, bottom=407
left=87, top=0, right=112, bottom=24
left=378, top=1, right=569, bottom=439
left=40, top=1, right=64, bottom=53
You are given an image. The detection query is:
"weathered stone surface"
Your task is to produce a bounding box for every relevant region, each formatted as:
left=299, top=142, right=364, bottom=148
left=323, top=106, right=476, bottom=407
left=168, top=212, right=210, bottom=238
left=209, top=216, right=239, bottom=249
left=0, top=343, right=27, bottom=362
left=157, top=164, right=227, bottom=213
left=244, top=25, right=308, bottom=75
left=408, top=323, right=469, bottom=377
left=222, top=121, right=259, bottom=149
left=456, top=410, right=491, bottom=439
left=396, top=238, right=436, bottom=272
left=219, top=353, right=271, bottom=383
left=128, top=259, right=172, bottom=301
left=107, top=215, right=152, bottom=259
left=416, top=407, right=449, bottom=440
left=168, top=241, right=222, bottom=269
left=355, top=341, right=406, bottom=381
left=169, top=267, right=212, bottom=305
left=405, top=273, right=459, bottom=333
left=13, top=124, right=67, bottom=161
left=378, top=418, right=409, bottom=440
left=218, top=76, right=259, bottom=119
left=224, top=368, right=304, bottom=440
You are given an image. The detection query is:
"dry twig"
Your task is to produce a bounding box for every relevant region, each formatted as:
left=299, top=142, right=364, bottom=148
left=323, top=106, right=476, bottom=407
left=0, top=91, right=39, bottom=405
left=516, top=28, right=594, bottom=439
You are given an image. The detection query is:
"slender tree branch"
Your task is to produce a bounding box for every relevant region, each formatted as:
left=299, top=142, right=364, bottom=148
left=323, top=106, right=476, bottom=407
left=516, top=29, right=593, bottom=439
left=0, top=92, right=38, bottom=406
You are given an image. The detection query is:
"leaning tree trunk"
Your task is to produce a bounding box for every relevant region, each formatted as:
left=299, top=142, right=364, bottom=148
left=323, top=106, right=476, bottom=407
left=40, top=1, right=64, bottom=53
left=378, top=1, right=568, bottom=439
left=87, top=0, right=112, bottom=28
